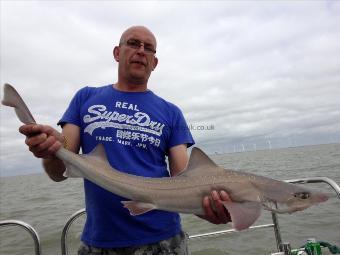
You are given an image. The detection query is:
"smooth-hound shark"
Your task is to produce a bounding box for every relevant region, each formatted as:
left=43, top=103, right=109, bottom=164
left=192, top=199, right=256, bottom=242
left=1, top=83, right=328, bottom=231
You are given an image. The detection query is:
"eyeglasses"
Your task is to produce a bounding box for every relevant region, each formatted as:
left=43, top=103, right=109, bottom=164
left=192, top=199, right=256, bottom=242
left=120, top=39, right=156, bottom=54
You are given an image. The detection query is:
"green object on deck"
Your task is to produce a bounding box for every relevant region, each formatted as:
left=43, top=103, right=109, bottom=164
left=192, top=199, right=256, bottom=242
left=304, top=239, right=322, bottom=255
left=319, top=241, right=340, bottom=254
left=291, top=239, right=340, bottom=255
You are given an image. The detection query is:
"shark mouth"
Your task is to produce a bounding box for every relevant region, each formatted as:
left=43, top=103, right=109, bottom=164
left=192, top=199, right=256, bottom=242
left=260, top=198, right=309, bottom=214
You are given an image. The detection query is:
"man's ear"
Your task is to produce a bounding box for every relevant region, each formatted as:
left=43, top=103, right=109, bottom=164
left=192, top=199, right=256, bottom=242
left=152, top=57, right=158, bottom=71
left=113, top=46, right=120, bottom=62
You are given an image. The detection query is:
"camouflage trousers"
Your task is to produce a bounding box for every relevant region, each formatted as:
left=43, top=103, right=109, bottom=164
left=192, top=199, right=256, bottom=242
left=77, top=231, right=189, bottom=255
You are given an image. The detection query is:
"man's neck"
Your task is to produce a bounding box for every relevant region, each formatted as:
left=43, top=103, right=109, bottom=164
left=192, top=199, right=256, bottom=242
left=113, top=80, right=148, bottom=92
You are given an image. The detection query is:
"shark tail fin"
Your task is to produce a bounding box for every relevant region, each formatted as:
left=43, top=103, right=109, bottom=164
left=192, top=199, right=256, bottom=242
left=2, top=83, right=36, bottom=124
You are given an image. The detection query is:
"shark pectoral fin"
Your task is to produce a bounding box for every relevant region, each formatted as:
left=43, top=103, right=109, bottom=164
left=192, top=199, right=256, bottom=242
left=122, top=201, right=157, bottom=216
left=222, top=201, right=262, bottom=231
left=62, top=166, right=83, bottom=178
left=63, top=170, right=69, bottom=178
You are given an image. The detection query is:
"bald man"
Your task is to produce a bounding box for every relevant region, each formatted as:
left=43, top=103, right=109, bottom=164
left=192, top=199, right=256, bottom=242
left=19, top=26, right=231, bottom=255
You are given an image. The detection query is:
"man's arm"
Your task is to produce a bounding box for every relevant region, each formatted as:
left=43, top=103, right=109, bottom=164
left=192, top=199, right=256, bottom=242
left=168, top=144, right=231, bottom=224
left=168, top=144, right=189, bottom=176
left=19, top=123, right=80, bottom=182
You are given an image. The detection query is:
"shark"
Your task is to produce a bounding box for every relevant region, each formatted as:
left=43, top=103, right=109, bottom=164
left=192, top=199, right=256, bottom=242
left=1, top=83, right=329, bottom=231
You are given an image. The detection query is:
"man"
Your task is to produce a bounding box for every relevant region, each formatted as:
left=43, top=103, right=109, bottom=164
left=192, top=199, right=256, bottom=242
left=19, top=26, right=231, bottom=255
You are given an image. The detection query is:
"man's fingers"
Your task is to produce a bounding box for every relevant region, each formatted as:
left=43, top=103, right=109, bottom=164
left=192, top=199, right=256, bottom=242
left=19, top=124, right=62, bottom=159
left=34, top=142, right=60, bottom=158
left=35, top=135, right=56, bottom=152
left=19, top=124, right=36, bottom=135
left=40, top=125, right=57, bottom=136
left=220, top=190, right=231, bottom=201
left=199, top=191, right=233, bottom=225
left=219, top=191, right=232, bottom=222
left=202, top=196, right=221, bottom=224
left=30, top=136, right=61, bottom=157
left=19, top=124, right=44, bottom=136
left=212, top=191, right=229, bottom=224
left=25, top=133, right=47, bottom=147
left=203, top=196, right=217, bottom=224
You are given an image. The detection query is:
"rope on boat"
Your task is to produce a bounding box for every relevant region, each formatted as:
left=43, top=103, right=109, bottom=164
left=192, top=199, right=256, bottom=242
left=318, top=241, right=340, bottom=254
left=292, top=240, right=340, bottom=255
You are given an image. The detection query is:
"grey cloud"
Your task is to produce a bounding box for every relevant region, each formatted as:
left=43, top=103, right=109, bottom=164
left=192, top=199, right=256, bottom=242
left=1, top=1, right=340, bottom=176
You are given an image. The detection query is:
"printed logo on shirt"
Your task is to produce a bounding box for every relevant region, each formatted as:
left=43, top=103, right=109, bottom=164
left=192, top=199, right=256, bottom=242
left=83, top=101, right=164, bottom=149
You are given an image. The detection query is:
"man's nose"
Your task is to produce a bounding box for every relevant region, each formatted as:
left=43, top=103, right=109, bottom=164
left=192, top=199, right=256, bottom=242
left=136, top=43, right=146, bottom=54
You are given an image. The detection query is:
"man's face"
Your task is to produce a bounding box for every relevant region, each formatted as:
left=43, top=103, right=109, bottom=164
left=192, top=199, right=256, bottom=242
left=114, top=28, right=158, bottom=85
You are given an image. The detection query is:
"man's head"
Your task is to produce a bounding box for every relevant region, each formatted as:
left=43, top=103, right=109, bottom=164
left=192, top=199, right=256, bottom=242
left=113, top=26, right=158, bottom=88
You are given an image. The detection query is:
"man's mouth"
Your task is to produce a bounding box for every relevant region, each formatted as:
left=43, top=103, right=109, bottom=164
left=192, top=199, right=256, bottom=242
left=131, top=60, right=146, bottom=67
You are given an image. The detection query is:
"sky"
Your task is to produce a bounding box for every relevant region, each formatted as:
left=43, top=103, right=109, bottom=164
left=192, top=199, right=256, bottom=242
left=1, top=1, right=340, bottom=176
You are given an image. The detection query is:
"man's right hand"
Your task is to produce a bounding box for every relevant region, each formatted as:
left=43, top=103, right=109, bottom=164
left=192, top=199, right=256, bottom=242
left=19, top=124, right=63, bottom=159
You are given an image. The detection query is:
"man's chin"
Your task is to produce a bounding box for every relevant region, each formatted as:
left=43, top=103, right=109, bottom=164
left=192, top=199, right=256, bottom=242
left=128, top=76, right=149, bottom=85
left=129, top=72, right=150, bottom=84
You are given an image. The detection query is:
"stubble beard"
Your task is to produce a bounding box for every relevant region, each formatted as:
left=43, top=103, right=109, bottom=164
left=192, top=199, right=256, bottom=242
left=125, top=65, right=150, bottom=86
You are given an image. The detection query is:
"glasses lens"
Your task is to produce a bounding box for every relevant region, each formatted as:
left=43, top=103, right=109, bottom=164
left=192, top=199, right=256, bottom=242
left=124, top=39, right=156, bottom=54
left=143, top=44, right=155, bottom=54
left=126, top=39, right=140, bottom=49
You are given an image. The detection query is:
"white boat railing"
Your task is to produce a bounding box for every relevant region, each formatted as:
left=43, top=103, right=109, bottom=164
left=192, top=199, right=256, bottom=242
left=60, top=177, right=340, bottom=255
left=60, top=209, right=281, bottom=255
left=1, top=176, right=339, bottom=255
left=61, top=208, right=86, bottom=255
left=0, top=220, right=41, bottom=255
left=287, top=177, right=340, bottom=198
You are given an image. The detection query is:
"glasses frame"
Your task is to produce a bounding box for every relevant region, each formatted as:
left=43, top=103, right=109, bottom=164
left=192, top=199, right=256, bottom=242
left=119, top=38, right=156, bottom=55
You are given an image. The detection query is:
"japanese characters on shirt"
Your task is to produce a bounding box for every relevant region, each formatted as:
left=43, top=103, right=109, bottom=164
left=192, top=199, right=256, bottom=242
left=83, top=100, right=165, bottom=149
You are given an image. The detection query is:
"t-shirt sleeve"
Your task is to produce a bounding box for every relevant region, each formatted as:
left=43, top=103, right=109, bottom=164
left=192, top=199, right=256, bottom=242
left=57, top=87, right=89, bottom=127
left=168, top=106, right=195, bottom=149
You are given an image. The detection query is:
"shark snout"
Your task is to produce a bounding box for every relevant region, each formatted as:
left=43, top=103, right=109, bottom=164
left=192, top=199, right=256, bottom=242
left=316, top=193, right=329, bottom=203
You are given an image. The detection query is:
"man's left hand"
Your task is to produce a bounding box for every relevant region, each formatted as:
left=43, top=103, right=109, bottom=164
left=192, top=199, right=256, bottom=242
left=197, top=190, right=232, bottom=224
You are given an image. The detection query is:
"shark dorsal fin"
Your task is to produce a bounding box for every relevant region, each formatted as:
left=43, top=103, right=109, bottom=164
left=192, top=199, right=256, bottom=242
left=87, top=144, right=109, bottom=162
left=187, top=147, right=219, bottom=169
left=64, top=144, right=111, bottom=178
left=178, top=147, right=222, bottom=177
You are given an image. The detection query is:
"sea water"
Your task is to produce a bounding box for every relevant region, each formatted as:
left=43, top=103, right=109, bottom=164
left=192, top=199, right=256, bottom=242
left=1, top=143, right=339, bottom=255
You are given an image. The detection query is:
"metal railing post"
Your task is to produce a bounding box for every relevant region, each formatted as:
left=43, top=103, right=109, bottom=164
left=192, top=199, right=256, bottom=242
left=59, top=177, right=339, bottom=254
left=287, top=177, right=340, bottom=198
left=1, top=176, right=338, bottom=254
left=271, top=212, right=283, bottom=252
left=188, top=223, right=275, bottom=239
left=61, top=208, right=86, bottom=255
left=0, top=220, right=41, bottom=255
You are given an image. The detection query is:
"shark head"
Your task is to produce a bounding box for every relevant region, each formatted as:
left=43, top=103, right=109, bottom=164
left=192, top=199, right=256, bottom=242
left=260, top=184, right=329, bottom=213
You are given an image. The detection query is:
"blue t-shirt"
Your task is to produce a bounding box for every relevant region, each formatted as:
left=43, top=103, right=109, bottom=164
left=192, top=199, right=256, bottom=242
left=58, top=85, right=195, bottom=248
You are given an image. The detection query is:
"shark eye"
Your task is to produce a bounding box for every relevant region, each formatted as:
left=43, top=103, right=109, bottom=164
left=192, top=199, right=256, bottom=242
left=294, top=192, right=310, bottom=199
